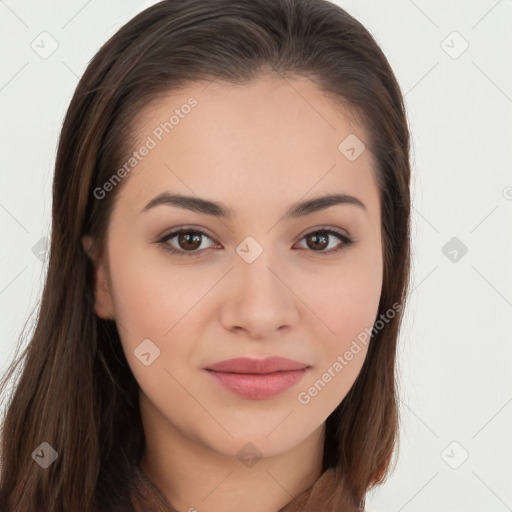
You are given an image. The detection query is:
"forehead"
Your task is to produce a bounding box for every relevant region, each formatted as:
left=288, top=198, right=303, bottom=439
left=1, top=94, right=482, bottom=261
left=134, top=74, right=366, bottom=155
left=115, top=75, right=379, bottom=221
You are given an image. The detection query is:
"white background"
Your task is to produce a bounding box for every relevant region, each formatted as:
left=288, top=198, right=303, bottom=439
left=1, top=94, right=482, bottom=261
left=1, top=1, right=511, bottom=511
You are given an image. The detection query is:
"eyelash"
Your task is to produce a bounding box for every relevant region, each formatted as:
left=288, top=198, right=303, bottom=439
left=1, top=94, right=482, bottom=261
left=156, top=226, right=354, bottom=258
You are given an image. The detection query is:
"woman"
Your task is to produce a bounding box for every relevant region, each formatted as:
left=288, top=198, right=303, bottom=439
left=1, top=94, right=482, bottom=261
left=0, top=0, right=411, bottom=510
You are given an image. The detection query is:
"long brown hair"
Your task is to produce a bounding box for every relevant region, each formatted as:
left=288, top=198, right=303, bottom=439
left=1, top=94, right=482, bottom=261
left=0, top=0, right=411, bottom=510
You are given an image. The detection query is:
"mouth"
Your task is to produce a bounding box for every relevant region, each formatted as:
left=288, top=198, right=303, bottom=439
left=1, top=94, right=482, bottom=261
left=203, top=356, right=310, bottom=399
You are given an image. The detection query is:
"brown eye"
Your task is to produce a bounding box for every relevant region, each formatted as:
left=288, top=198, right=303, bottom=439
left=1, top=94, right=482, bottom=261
left=305, top=232, right=329, bottom=251
left=296, top=228, right=353, bottom=254
left=176, top=232, right=203, bottom=251
left=157, top=227, right=353, bottom=258
left=158, top=229, right=217, bottom=257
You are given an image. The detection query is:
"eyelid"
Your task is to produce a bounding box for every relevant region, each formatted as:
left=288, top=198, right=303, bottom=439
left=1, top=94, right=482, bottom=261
left=296, top=224, right=351, bottom=241
left=156, top=225, right=216, bottom=242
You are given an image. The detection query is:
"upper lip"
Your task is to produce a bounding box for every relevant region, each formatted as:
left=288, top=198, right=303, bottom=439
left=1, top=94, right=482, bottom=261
left=205, top=356, right=309, bottom=374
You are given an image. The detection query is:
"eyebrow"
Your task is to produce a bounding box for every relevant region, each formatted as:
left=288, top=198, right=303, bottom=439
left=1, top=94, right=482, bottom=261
left=141, top=191, right=366, bottom=219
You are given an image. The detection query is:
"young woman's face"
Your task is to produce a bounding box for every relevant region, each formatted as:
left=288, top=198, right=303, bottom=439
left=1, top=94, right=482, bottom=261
left=89, top=76, right=383, bottom=459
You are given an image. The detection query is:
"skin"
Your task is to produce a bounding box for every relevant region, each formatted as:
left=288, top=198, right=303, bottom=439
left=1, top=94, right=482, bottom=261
left=83, top=75, right=383, bottom=512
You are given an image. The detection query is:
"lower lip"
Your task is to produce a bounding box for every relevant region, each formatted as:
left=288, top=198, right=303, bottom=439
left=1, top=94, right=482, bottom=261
left=204, top=368, right=308, bottom=399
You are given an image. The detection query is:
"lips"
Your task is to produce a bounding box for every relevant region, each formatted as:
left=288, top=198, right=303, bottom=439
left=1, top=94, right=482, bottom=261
left=204, top=356, right=309, bottom=374
left=204, top=356, right=310, bottom=399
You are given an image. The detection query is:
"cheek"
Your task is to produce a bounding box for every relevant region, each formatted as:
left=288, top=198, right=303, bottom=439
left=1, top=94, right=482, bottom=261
left=296, top=259, right=381, bottom=415
left=301, top=248, right=382, bottom=402
left=107, top=243, right=211, bottom=337
left=306, top=255, right=382, bottom=343
left=106, top=245, right=203, bottom=394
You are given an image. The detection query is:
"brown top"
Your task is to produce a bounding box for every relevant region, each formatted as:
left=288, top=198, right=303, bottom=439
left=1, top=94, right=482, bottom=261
left=128, top=464, right=353, bottom=512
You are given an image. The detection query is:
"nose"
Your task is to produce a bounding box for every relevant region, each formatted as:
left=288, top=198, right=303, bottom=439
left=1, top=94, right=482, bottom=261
left=219, top=251, right=299, bottom=340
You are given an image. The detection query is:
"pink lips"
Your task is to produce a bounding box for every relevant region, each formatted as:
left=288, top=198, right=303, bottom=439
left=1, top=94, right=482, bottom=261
left=204, top=356, right=309, bottom=399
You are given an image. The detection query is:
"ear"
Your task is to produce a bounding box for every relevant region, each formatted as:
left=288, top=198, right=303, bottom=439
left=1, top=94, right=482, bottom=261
left=81, top=235, right=115, bottom=320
